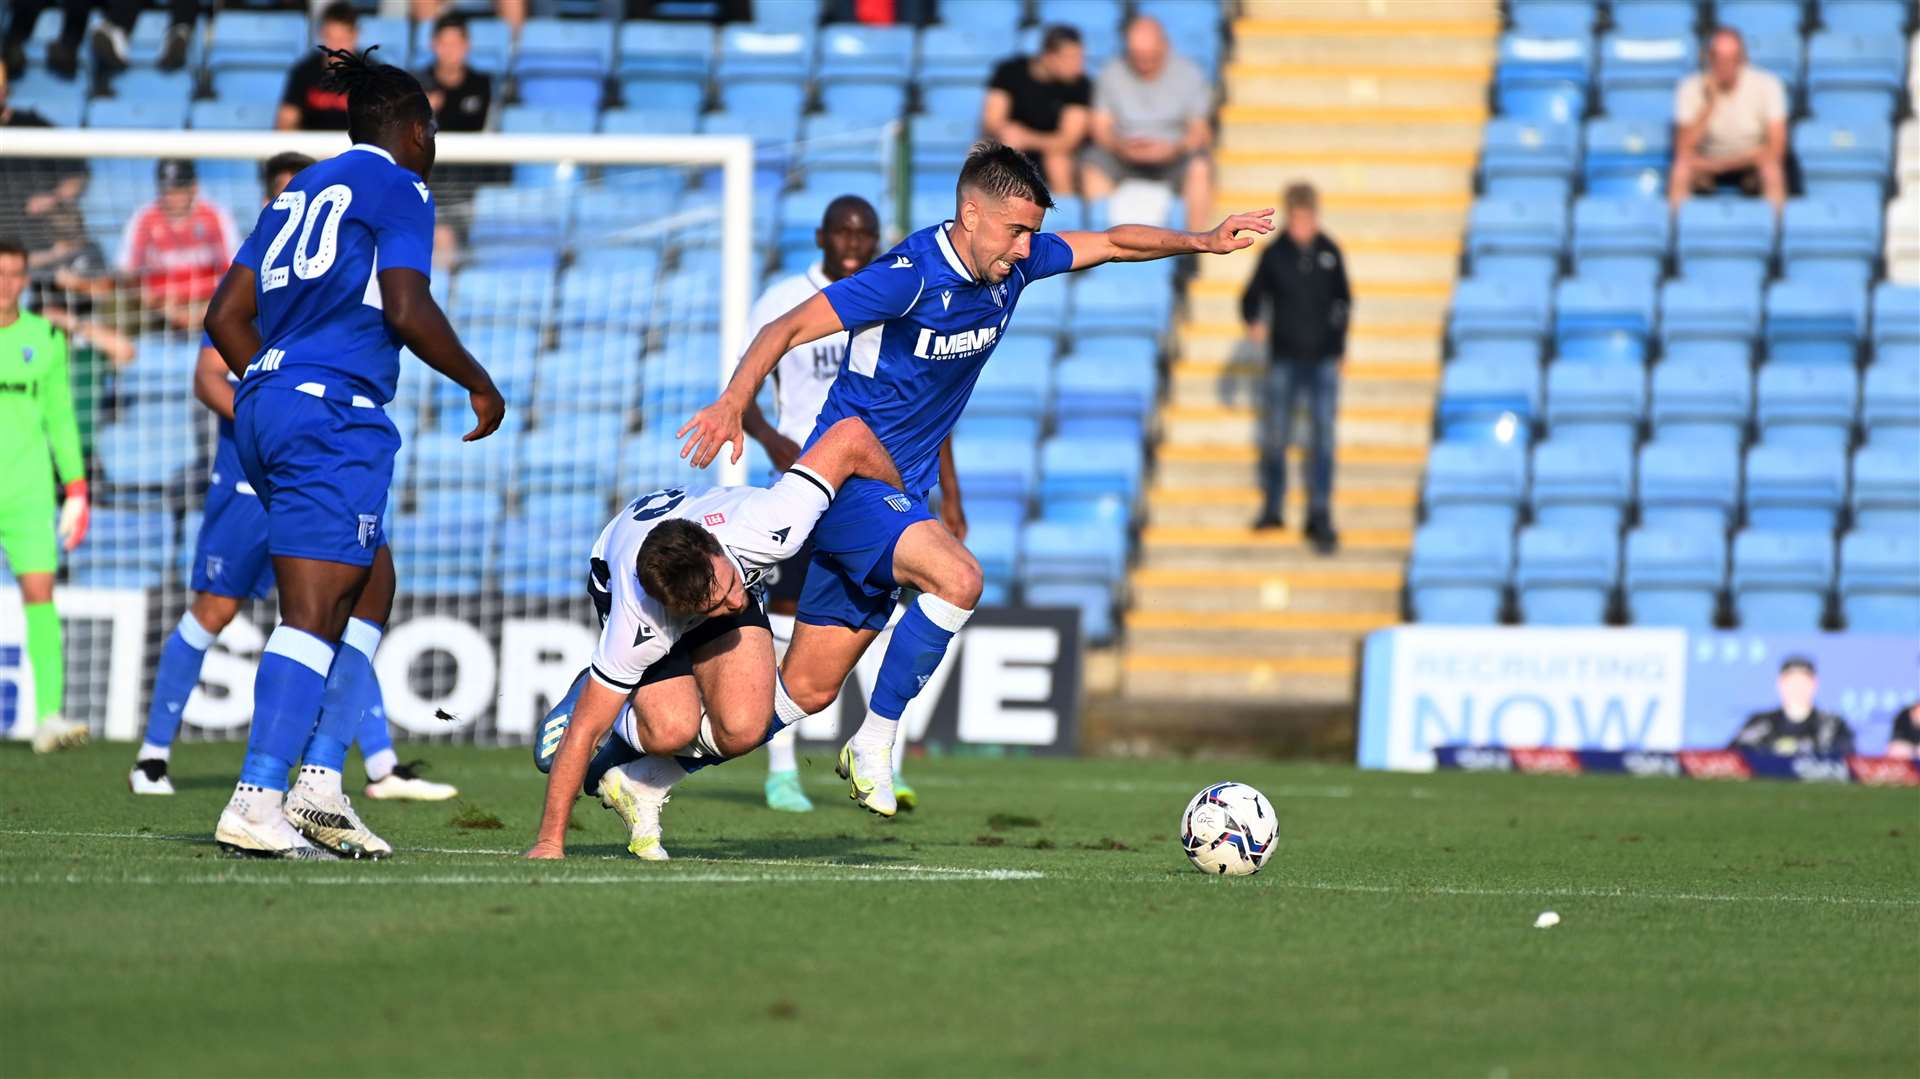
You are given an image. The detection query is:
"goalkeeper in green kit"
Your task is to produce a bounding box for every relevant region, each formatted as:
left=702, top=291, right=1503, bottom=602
left=0, top=239, right=91, bottom=753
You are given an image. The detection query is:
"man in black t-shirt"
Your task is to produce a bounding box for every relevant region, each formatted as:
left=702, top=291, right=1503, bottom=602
left=1729, top=656, right=1856, bottom=757
left=417, top=12, right=492, bottom=134
left=981, top=25, right=1091, bottom=194
left=1887, top=702, right=1919, bottom=759
left=276, top=2, right=358, bottom=132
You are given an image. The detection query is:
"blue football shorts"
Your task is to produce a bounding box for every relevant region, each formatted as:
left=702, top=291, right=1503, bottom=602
left=233, top=386, right=400, bottom=567
left=795, top=478, right=934, bottom=633
left=189, top=483, right=275, bottom=599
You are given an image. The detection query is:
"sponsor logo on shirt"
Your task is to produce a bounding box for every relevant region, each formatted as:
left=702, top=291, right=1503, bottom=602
left=704, top=512, right=726, bottom=526
left=912, top=325, right=998, bottom=360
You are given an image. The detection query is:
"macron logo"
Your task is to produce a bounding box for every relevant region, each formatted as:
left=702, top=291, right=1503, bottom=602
left=891, top=256, right=912, bottom=269
left=912, top=325, right=997, bottom=360
left=414, top=181, right=431, bottom=203
left=940, top=290, right=952, bottom=310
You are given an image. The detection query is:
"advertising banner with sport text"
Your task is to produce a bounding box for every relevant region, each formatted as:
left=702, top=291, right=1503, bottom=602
left=1358, top=626, right=1919, bottom=771
left=0, top=589, right=1081, bottom=755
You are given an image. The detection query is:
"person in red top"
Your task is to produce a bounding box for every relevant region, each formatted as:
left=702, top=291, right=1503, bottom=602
left=118, top=159, right=237, bottom=331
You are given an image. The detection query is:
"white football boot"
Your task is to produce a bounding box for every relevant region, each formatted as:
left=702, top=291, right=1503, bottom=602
left=364, top=761, right=458, bottom=801
left=31, top=714, right=89, bottom=754
left=215, top=786, right=337, bottom=860
left=128, top=759, right=175, bottom=795
left=285, top=769, right=393, bottom=859
left=597, top=761, right=670, bottom=861
left=836, top=739, right=897, bottom=818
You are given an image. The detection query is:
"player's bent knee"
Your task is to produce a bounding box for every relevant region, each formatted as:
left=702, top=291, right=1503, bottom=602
left=931, top=554, right=984, bottom=609
left=632, top=713, right=699, bottom=756
left=782, top=670, right=841, bottom=716
left=190, top=593, right=244, bottom=634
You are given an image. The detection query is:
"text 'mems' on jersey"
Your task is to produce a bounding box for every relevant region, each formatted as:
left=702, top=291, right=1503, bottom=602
left=587, top=467, right=837, bottom=692
left=230, top=144, right=434, bottom=407
left=811, top=221, right=1072, bottom=495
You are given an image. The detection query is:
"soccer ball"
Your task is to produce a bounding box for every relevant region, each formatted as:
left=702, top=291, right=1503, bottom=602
left=1180, top=782, right=1279, bottom=876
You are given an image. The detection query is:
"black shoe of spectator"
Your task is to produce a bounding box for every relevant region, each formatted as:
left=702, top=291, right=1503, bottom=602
left=46, top=39, right=78, bottom=79
left=158, top=25, right=190, bottom=72
left=1306, top=514, right=1339, bottom=556
left=90, top=25, right=128, bottom=78
left=3, top=39, right=26, bottom=79
left=1252, top=510, right=1284, bottom=531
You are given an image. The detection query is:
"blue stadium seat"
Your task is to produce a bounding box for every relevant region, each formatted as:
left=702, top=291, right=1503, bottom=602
left=109, top=68, right=193, bottom=107
left=1839, top=531, right=1920, bottom=633
left=1478, top=118, right=1579, bottom=200
left=11, top=91, right=82, bottom=127
left=353, top=15, right=411, bottom=67
left=1467, top=198, right=1566, bottom=282
left=1495, top=34, right=1592, bottom=123
left=601, top=107, right=699, bottom=136
left=1861, top=362, right=1920, bottom=446
left=616, top=21, right=714, bottom=79
left=514, top=17, right=614, bottom=78
left=703, top=105, right=804, bottom=146
left=916, top=24, right=1008, bottom=85
left=1851, top=443, right=1920, bottom=533
left=406, top=428, right=517, bottom=497
left=1069, top=266, right=1171, bottom=338
left=1572, top=196, right=1669, bottom=283
left=212, top=67, right=285, bottom=104
left=1660, top=278, right=1763, bottom=346
left=966, top=519, right=1021, bottom=606
left=1872, top=282, right=1920, bottom=354
left=536, top=338, right=646, bottom=415
left=1806, top=31, right=1908, bottom=121
left=189, top=100, right=275, bottom=130
left=1675, top=199, right=1776, bottom=285
left=1781, top=198, right=1882, bottom=286
left=1715, top=0, right=1804, bottom=38
left=1545, top=361, right=1644, bottom=445
left=1053, top=355, right=1155, bottom=438
left=1625, top=527, right=1725, bottom=627
left=391, top=510, right=495, bottom=595
left=1408, top=524, right=1512, bottom=624
left=63, top=510, right=173, bottom=589
left=516, top=76, right=605, bottom=111
left=1508, top=3, right=1598, bottom=38
left=206, top=11, right=306, bottom=69
left=1038, top=437, right=1142, bottom=523
left=118, top=334, right=201, bottom=403
left=1554, top=277, right=1656, bottom=362
left=1732, top=529, right=1834, bottom=630
left=500, top=105, right=597, bottom=136
left=498, top=511, right=600, bottom=598
left=1449, top=278, right=1552, bottom=347
left=1438, top=357, right=1540, bottom=443
left=952, top=439, right=1038, bottom=504
left=95, top=409, right=197, bottom=491
left=1610, top=0, right=1699, bottom=36
left=1422, top=442, right=1528, bottom=531
left=1744, top=441, right=1848, bottom=531
left=817, top=24, right=913, bottom=84
left=1650, top=359, right=1752, bottom=449
left=1794, top=118, right=1895, bottom=203
left=468, top=184, right=571, bottom=248
left=1765, top=278, right=1866, bottom=365
left=1582, top=120, right=1672, bottom=199
left=1531, top=436, right=1634, bottom=530
left=87, top=95, right=190, bottom=128
left=716, top=24, right=813, bottom=82
left=1599, top=33, right=1697, bottom=119
left=1020, top=521, right=1127, bottom=642
left=1638, top=440, right=1742, bottom=532
left=1755, top=363, right=1857, bottom=448
left=817, top=81, right=909, bottom=125
left=1817, top=0, right=1909, bottom=35
left=970, top=337, right=1053, bottom=415
left=1744, top=31, right=1806, bottom=94
left=519, top=415, right=625, bottom=494
left=1516, top=526, right=1619, bottom=625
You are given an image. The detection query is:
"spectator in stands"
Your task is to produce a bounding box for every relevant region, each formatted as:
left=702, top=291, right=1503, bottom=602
left=3, top=0, right=198, bottom=80
left=3, top=0, right=84, bottom=79
left=277, top=2, right=359, bottom=132
left=1669, top=27, right=1789, bottom=215
left=1886, top=702, right=1919, bottom=759
left=418, top=13, right=493, bottom=134
left=1728, top=656, right=1856, bottom=757
left=1081, top=14, right=1214, bottom=232
left=118, top=159, right=237, bottom=333
left=1239, top=182, right=1350, bottom=553
left=982, top=25, right=1092, bottom=195
left=0, top=64, right=99, bottom=290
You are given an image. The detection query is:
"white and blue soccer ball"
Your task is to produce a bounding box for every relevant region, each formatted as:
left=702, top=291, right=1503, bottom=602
left=1180, top=782, right=1279, bottom=876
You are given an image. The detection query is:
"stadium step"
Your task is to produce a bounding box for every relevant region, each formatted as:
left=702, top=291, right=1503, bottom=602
left=1160, top=404, right=1433, bottom=450
left=1145, top=486, right=1418, bottom=532
left=1191, top=237, right=1462, bottom=287
left=1119, top=652, right=1359, bottom=705
left=1167, top=360, right=1438, bottom=412
left=1224, top=65, right=1492, bottom=111
left=1179, top=324, right=1442, bottom=366
left=1130, top=565, right=1403, bottom=615
left=1152, top=443, right=1427, bottom=492
left=1221, top=115, right=1486, bottom=154
left=1187, top=281, right=1452, bottom=328
left=1123, top=609, right=1399, bottom=655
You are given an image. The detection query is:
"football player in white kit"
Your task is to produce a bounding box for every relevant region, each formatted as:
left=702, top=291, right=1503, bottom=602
left=740, top=194, right=967, bottom=813
left=523, top=416, right=903, bottom=861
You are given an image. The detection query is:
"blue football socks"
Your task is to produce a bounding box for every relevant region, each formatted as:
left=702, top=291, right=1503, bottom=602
left=238, top=626, right=338, bottom=791
left=139, top=610, right=217, bottom=761
left=303, top=618, right=382, bottom=773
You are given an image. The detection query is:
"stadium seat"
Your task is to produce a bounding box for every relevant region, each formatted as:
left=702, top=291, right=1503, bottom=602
left=514, top=17, right=615, bottom=78
left=205, top=11, right=306, bottom=69
left=1744, top=442, right=1848, bottom=531
left=1515, top=526, right=1619, bottom=625
left=1744, top=31, right=1805, bottom=94
left=498, top=510, right=602, bottom=598
left=1020, top=521, right=1127, bottom=642
left=1818, top=0, right=1909, bottom=35
left=1732, top=529, right=1835, bottom=630
left=1495, top=34, right=1593, bottom=124
left=1765, top=279, right=1866, bottom=365
left=188, top=100, right=275, bottom=130
left=536, top=337, right=646, bottom=415
left=1638, top=440, right=1742, bottom=532
left=1467, top=198, right=1566, bottom=282
left=600, top=107, right=699, bottom=137
left=1038, top=437, right=1143, bottom=524
left=916, top=24, right=1008, bottom=85
left=1581, top=121, right=1673, bottom=200
left=515, top=76, right=605, bottom=111
left=1070, top=266, right=1172, bottom=338
left=716, top=24, right=813, bottom=82
left=1508, top=4, right=1597, bottom=39
left=1530, top=438, right=1634, bottom=531
left=1437, top=357, right=1540, bottom=443
left=1715, top=1, right=1804, bottom=38
left=451, top=267, right=557, bottom=327
left=1871, top=282, right=1920, bottom=354
left=1675, top=199, right=1776, bottom=286
left=390, top=510, right=495, bottom=596
left=1660, top=278, right=1763, bottom=346
left=1478, top=118, right=1579, bottom=200
left=1572, top=196, right=1669, bottom=284
left=1545, top=361, right=1644, bottom=445
left=817, top=24, right=913, bottom=83
left=1599, top=33, right=1697, bottom=120
left=1408, top=524, right=1513, bottom=624
left=1421, top=442, right=1528, bottom=531
left=1053, top=355, right=1155, bottom=438
left=1839, top=531, right=1920, bottom=633
left=410, top=16, right=509, bottom=70
left=1448, top=278, right=1552, bottom=347
left=1649, top=359, right=1752, bottom=449
left=616, top=21, right=714, bottom=79
left=1794, top=118, right=1896, bottom=203
left=952, top=439, right=1038, bottom=505
left=1861, top=362, right=1920, bottom=446
left=1625, top=527, right=1725, bottom=627
left=967, top=519, right=1021, bottom=606
left=1805, top=31, right=1908, bottom=121
left=519, top=416, right=625, bottom=494
left=1610, top=0, right=1699, bottom=37
left=95, top=408, right=198, bottom=493
left=1754, top=363, right=1857, bottom=448
left=1851, top=443, right=1920, bottom=533
left=1780, top=198, right=1882, bottom=286
left=63, top=510, right=174, bottom=589
left=87, top=96, right=190, bottom=129
left=1554, top=277, right=1656, bottom=362
left=468, top=185, right=572, bottom=248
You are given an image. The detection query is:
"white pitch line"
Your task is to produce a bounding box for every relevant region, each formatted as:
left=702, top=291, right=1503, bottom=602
left=1273, top=879, right=1920, bottom=908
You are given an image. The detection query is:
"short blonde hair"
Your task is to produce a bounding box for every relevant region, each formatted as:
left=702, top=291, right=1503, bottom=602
left=1284, top=183, right=1318, bottom=213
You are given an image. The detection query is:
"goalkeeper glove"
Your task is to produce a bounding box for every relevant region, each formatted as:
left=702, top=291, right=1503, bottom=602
left=58, top=479, right=89, bottom=551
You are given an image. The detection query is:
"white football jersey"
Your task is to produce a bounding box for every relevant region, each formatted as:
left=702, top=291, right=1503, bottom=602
left=586, top=466, right=836, bottom=692
left=745, top=264, right=847, bottom=445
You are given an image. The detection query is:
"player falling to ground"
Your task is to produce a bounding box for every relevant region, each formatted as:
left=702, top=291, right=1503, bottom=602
left=523, top=417, right=904, bottom=860
left=201, top=47, right=504, bottom=859
left=0, top=237, right=90, bottom=754
left=674, top=142, right=1271, bottom=817
left=129, top=152, right=456, bottom=804
left=739, top=193, right=967, bottom=814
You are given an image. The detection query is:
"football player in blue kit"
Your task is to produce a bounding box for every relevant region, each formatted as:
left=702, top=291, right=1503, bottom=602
left=129, top=151, right=457, bottom=806
left=663, top=143, right=1271, bottom=821
left=201, top=48, right=504, bottom=859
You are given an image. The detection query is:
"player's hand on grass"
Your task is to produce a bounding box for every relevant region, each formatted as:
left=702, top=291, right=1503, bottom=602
left=1199, top=209, right=1276, bottom=255
left=524, top=839, right=565, bottom=860
left=677, top=399, right=746, bottom=469
left=58, top=480, right=90, bottom=551
left=464, top=384, right=506, bottom=442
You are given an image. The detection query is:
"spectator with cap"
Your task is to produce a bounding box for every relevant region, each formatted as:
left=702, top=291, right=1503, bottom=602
left=982, top=25, right=1092, bottom=195
left=1728, top=656, right=1856, bottom=757
left=118, top=159, right=237, bottom=333
left=417, top=12, right=493, bottom=134
left=277, top=2, right=359, bottom=132
left=1669, top=26, right=1789, bottom=214
left=1081, top=14, right=1214, bottom=231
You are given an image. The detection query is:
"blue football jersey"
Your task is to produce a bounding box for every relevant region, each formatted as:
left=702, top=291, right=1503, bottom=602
left=809, top=221, right=1073, bottom=494
left=229, top=144, right=434, bottom=406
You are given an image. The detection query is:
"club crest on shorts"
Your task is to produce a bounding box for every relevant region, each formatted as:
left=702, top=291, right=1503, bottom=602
left=885, top=493, right=912, bottom=512
left=204, top=555, right=225, bottom=580
left=357, top=514, right=379, bottom=548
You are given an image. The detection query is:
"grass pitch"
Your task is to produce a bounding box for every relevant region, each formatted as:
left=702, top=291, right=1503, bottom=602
left=2, top=742, right=1915, bottom=1077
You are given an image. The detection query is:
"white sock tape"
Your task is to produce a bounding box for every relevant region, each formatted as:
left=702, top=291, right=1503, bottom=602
left=917, top=593, right=974, bottom=634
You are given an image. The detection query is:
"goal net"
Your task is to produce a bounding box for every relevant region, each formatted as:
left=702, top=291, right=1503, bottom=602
left=0, top=124, right=897, bottom=747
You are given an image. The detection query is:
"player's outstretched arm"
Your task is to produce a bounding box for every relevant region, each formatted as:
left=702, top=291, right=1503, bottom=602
left=525, top=676, right=629, bottom=859
left=680, top=292, right=845, bottom=469
left=380, top=267, right=506, bottom=442
left=204, top=264, right=264, bottom=378
left=793, top=416, right=904, bottom=492
left=1058, top=209, right=1276, bottom=272
left=192, top=343, right=237, bottom=422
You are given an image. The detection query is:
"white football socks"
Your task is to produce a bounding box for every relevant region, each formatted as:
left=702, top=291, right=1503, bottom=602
left=137, top=742, right=171, bottom=764
left=293, top=764, right=343, bottom=800
left=618, top=754, right=688, bottom=798
left=364, top=748, right=398, bottom=783
left=767, top=726, right=799, bottom=773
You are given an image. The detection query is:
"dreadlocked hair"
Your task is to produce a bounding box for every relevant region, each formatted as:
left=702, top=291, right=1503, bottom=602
left=317, top=46, right=432, bottom=146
